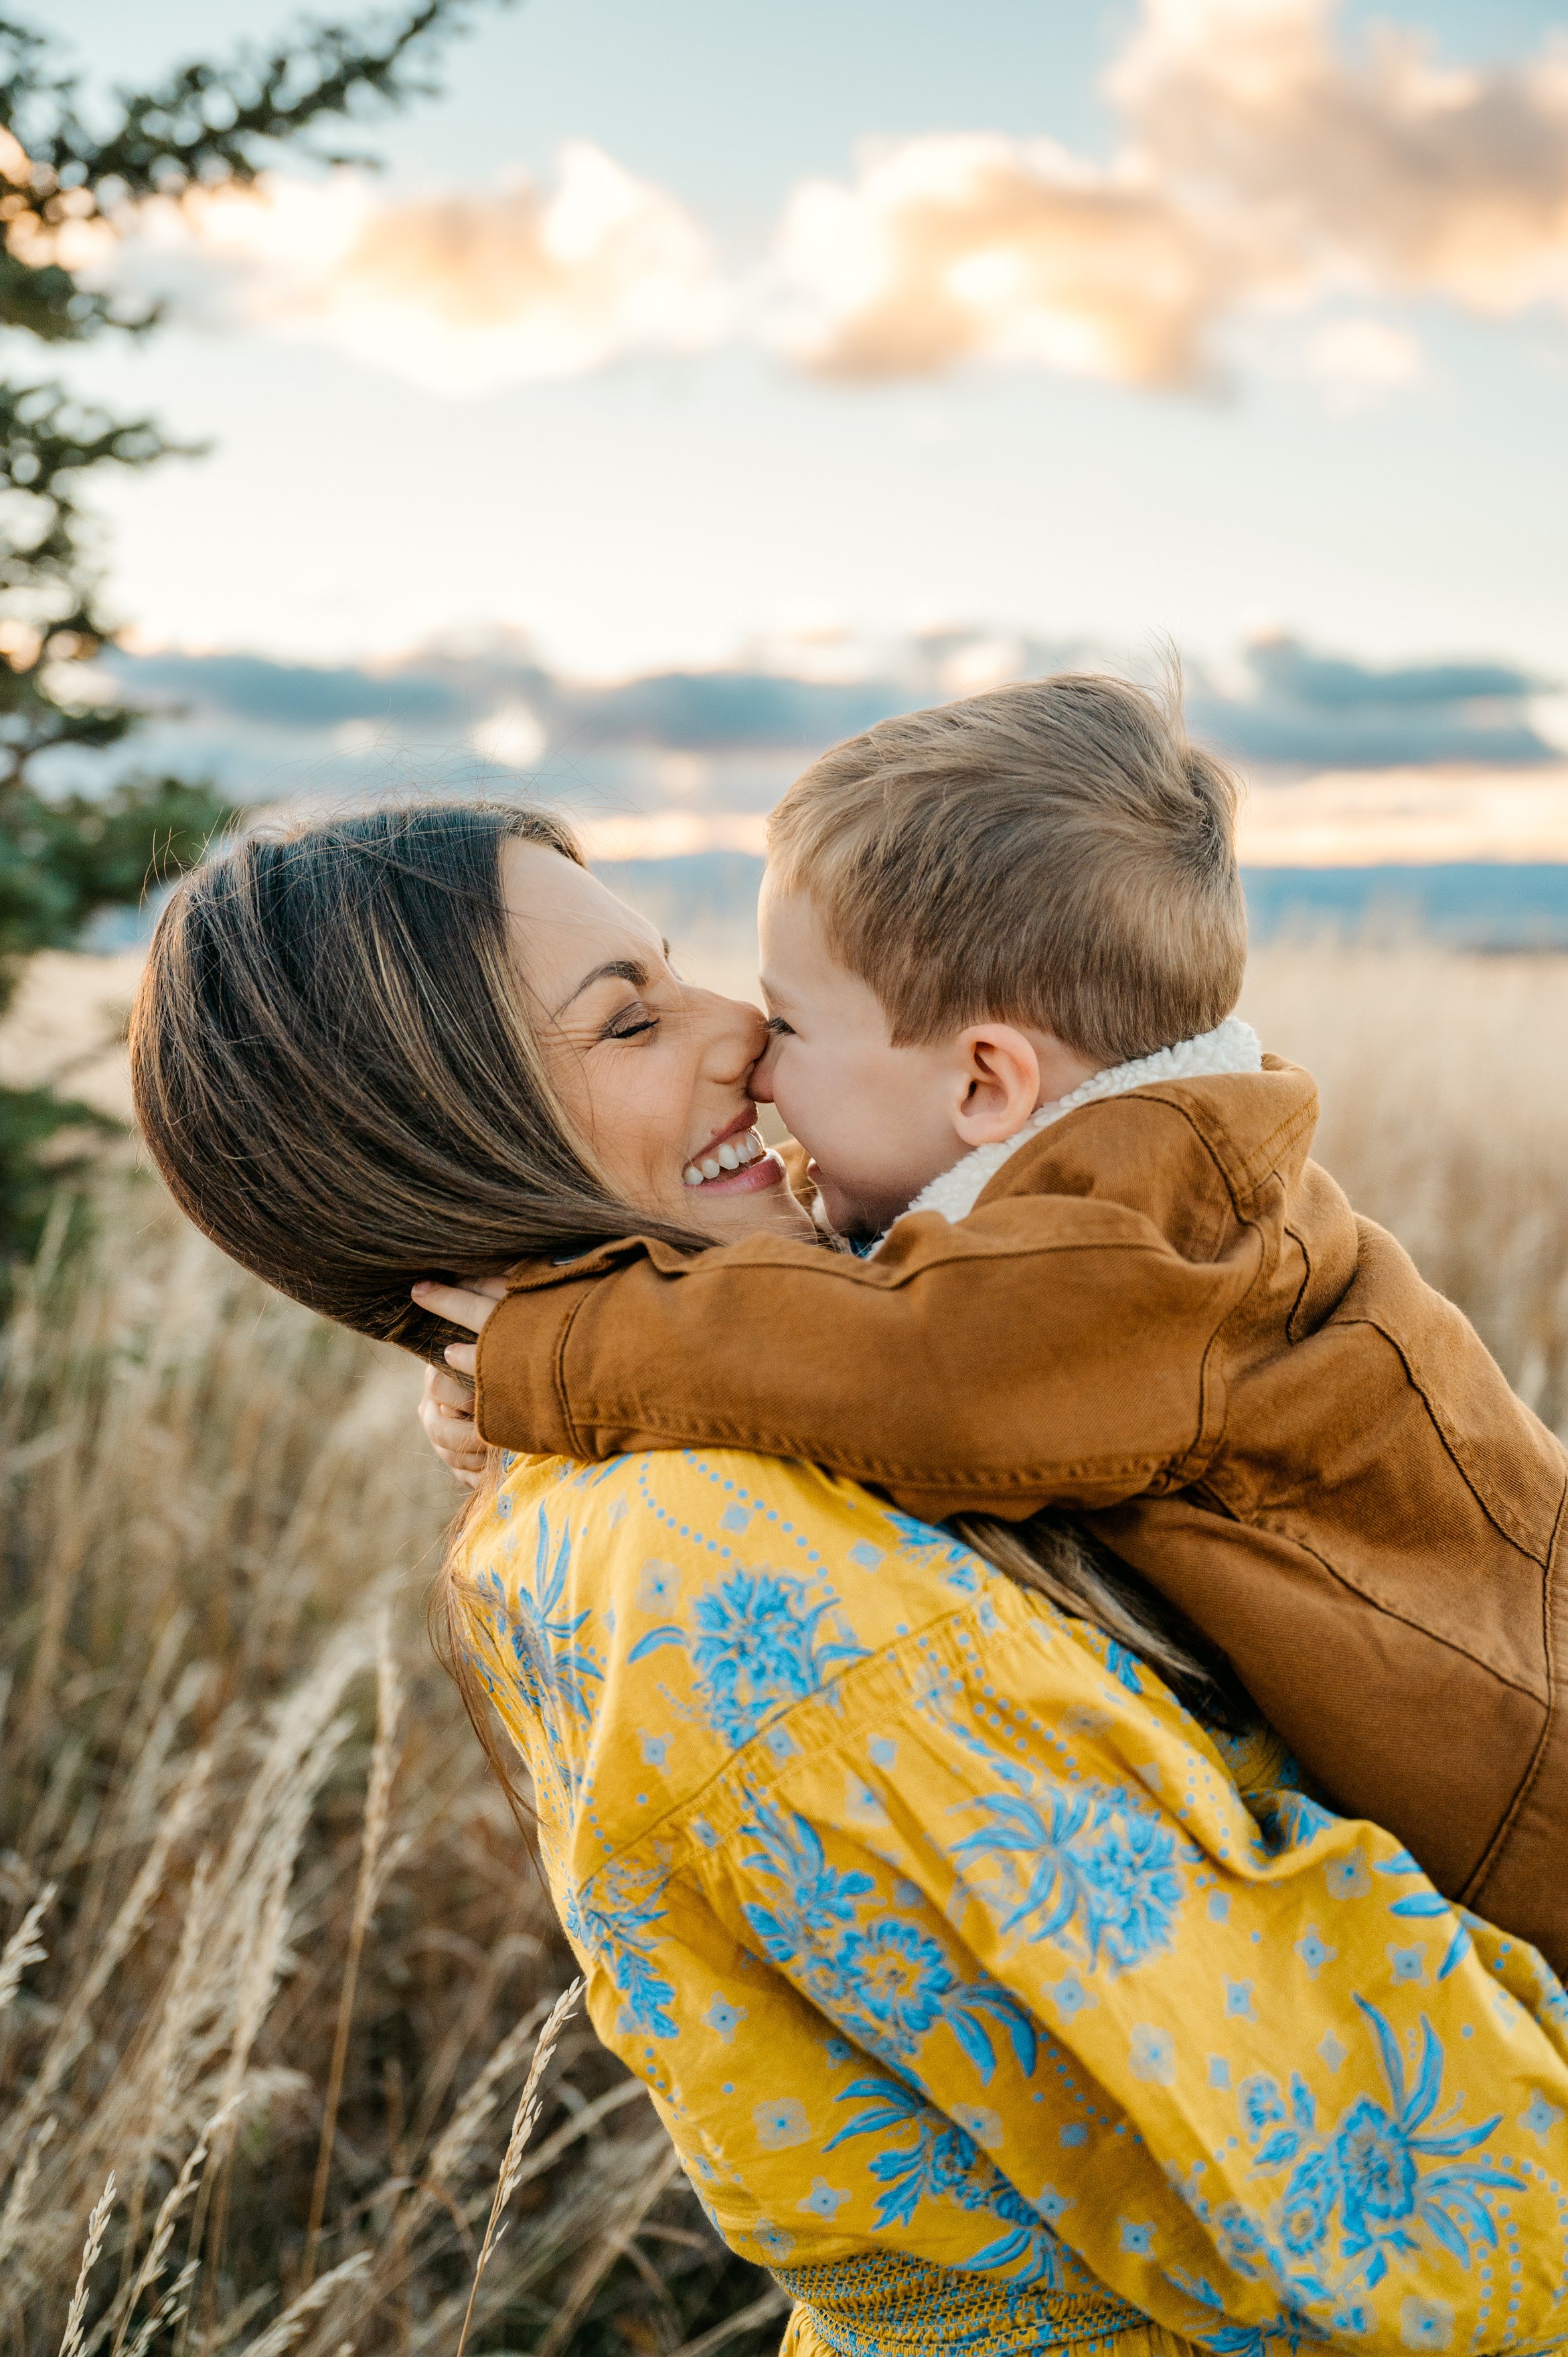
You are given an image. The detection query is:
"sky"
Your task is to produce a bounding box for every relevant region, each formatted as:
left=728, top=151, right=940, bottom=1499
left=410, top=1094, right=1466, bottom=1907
left=35, top=0, right=1568, bottom=691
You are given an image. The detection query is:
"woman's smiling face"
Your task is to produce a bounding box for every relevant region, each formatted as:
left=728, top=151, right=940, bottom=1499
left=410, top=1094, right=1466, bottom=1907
left=503, top=840, right=811, bottom=1244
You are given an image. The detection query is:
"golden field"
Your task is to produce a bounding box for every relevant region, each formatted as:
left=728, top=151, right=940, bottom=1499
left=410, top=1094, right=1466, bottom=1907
left=1, top=937, right=1566, bottom=2352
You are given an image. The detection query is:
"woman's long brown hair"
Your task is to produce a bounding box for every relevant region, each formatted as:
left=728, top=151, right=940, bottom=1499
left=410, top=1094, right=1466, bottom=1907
left=130, top=801, right=718, bottom=1820
left=131, top=800, right=1245, bottom=1815
left=131, top=803, right=706, bottom=1359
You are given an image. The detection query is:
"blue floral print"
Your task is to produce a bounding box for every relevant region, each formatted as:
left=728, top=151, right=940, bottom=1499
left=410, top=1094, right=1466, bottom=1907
left=474, top=1507, right=605, bottom=1805
left=630, top=1568, right=866, bottom=1746
left=508, top=1507, right=603, bottom=1724
left=453, top=1446, right=1568, bottom=2357
left=1168, top=2272, right=1327, bottom=2357
left=828, top=2075, right=1067, bottom=2287
left=1102, top=1643, right=1148, bottom=1697
left=953, top=1768, right=1188, bottom=1973
left=739, top=1803, right=1038, bottom=2084
left=568, top=1857, right=680, bottom=2041
left=1202, top=1995, right=1522, bottom=2313
left=882, top=1512, right=987, bottom=1594
left=1373, top=1848, right=1476, bottom=1981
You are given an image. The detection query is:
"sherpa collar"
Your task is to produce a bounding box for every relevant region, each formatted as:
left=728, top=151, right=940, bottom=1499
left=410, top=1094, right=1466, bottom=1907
left=881, top=1014, right=1263, bottom=1237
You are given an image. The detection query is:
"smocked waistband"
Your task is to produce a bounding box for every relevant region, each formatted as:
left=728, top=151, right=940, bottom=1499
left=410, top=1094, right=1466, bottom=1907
left=773, top=2251, right=1149, bottom=2356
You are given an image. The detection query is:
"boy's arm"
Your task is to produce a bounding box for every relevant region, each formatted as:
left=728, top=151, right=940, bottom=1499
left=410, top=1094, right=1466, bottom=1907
left=472, top=1184, right=1258, bottom=1521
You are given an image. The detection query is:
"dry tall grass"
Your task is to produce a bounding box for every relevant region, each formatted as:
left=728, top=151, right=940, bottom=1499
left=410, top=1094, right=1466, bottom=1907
left=1239, top=941, right=1568, bottom=1440
left=3, top=939, right=1565, bottom=2353
left=0, top=1203, right=780, bottom=2354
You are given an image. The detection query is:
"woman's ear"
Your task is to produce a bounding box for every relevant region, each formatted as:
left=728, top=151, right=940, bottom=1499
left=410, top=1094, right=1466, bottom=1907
left=951, top=1024, right=1042, bottom=1148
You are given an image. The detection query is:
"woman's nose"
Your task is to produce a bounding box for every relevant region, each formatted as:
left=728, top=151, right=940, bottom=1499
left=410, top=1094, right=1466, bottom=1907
left=696, top=987, right=769, bottom=1079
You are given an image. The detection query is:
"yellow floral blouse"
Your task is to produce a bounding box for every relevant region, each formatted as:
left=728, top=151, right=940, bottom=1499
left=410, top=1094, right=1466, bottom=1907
left=452, top=1446, right=1568, bottom=2357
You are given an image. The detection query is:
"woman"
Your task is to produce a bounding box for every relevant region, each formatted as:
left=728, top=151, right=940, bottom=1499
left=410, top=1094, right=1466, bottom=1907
left=131, top=805, right=1568, bottom=2356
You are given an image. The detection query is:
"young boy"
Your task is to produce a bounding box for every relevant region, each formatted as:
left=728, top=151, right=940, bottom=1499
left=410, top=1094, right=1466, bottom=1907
left=424, top=676, right=1568, bottom=1975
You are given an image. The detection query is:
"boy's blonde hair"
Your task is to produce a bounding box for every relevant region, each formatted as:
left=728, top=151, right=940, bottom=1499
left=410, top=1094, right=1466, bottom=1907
left=767, top=672, right=1247, bottom=1063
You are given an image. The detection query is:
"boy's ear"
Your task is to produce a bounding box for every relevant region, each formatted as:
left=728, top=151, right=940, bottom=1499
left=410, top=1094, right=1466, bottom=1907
left=951, top=1024, right=1042, bottom=1148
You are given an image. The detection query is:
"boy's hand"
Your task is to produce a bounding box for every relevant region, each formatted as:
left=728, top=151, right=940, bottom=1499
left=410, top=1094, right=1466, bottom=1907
left=419, top=1361, right=487, bottom=1486
left=411, top=1277, right=506, bottom=1487
left=412, top=1276, right=504, bottom=1373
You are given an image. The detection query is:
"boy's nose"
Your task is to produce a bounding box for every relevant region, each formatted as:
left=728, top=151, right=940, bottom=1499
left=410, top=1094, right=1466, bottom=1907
left=748, top=1032, right=779, bottom=1103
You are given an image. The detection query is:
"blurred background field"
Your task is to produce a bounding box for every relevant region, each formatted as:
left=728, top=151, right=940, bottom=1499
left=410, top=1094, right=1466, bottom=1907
left=4, top=925, right=1568, bottom=2352
left=4, top=925, right=1568, bottom=2355
left=5, top=923, right=1568, bottom=2354
left=0, top=1156, right=785, bottom=2357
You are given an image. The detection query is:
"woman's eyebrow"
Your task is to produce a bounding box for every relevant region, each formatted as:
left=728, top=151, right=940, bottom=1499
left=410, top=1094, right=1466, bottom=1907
left=552, top=956, right=650, bottom=1018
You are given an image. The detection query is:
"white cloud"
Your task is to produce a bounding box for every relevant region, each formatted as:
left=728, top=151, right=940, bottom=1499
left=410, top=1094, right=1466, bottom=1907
left=471, top=700, right=547, bottom=769
left=1114, top=0, right=1568, bottom=314
left=96, top=145, right=726, bottom=394
left=76, top=0, right=1568, bottom=396
left=770, top=0, right=1568, bottom=387
left=1300, top=317, right=1424, bottom=411
left=574, top=812, right=769, bottom=861
left=769, top=133, right=1236, bottom=387
left=1238, top=764, right=1568, bottom=866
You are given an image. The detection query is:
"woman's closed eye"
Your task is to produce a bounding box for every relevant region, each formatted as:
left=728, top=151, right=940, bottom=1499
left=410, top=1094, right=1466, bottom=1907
left=601, top=1000, right=660, bottom=1043
left=764, top=1016, right=795, bottom=1037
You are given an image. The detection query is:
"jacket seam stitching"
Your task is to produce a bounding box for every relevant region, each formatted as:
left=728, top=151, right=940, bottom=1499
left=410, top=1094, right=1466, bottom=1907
left=1244, top=1516, right=1551, bottom=1707
left=1331, top=1310, right=1561, bottom=1564
left=771, top=1232, right=1185, bottom=1287
left=1167, top=1217, right=1267, bottom=1490
left=557, top=1425, right=1176, bottom=1492
left=536, top=1227, right=1227, bottom=1300
left=558, top=1229, right=1241, bottom=1485
left=1281, top=1219, right=1316, bottom=1342
left=554, top=1292, right=591, bottom=1458
left=1460, top=1485, right=1568, bottom=1908
left=1109, top=1090, right=1315, bottom=1217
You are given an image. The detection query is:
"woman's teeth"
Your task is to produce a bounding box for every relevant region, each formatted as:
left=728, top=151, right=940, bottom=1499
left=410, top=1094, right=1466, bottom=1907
left=684, top=1129, right=767, bottom=1186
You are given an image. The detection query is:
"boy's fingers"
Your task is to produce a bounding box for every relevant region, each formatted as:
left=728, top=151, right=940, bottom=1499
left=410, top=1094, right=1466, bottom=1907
left=434, top=1442, right=483, bottom=1480
left=439, top=1439, right=486, bottom=1471
left=411, top=1278, right=503, bottom=1335
left=433, top=1424, right=483, bottom=1455
left=426, top=1363, right=474, bottom=1414
left=418, top=1363, right=486, bottom=1481
left=420, top=1362, right=473, bottom=1414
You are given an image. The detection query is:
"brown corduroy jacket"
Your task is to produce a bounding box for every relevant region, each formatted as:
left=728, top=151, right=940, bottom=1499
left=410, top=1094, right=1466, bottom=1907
left=475, top=1058, right=1568, bottom=1973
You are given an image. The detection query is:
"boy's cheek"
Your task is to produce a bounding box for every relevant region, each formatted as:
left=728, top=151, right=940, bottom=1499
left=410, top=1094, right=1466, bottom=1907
left=771, top=1062, right=896, bottom=1199
left=762, top=1057, right=832, bottom=1161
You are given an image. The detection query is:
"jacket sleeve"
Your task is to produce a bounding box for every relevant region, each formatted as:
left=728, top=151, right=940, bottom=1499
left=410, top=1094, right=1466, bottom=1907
left=475, top=1181, right=1259, bottom=1520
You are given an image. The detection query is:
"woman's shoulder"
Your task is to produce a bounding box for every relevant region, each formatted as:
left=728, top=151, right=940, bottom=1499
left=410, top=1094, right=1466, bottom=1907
left=450, top=1446, right=1006, bottom=1852
left=463, top=1444, right=998, bottom=1642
